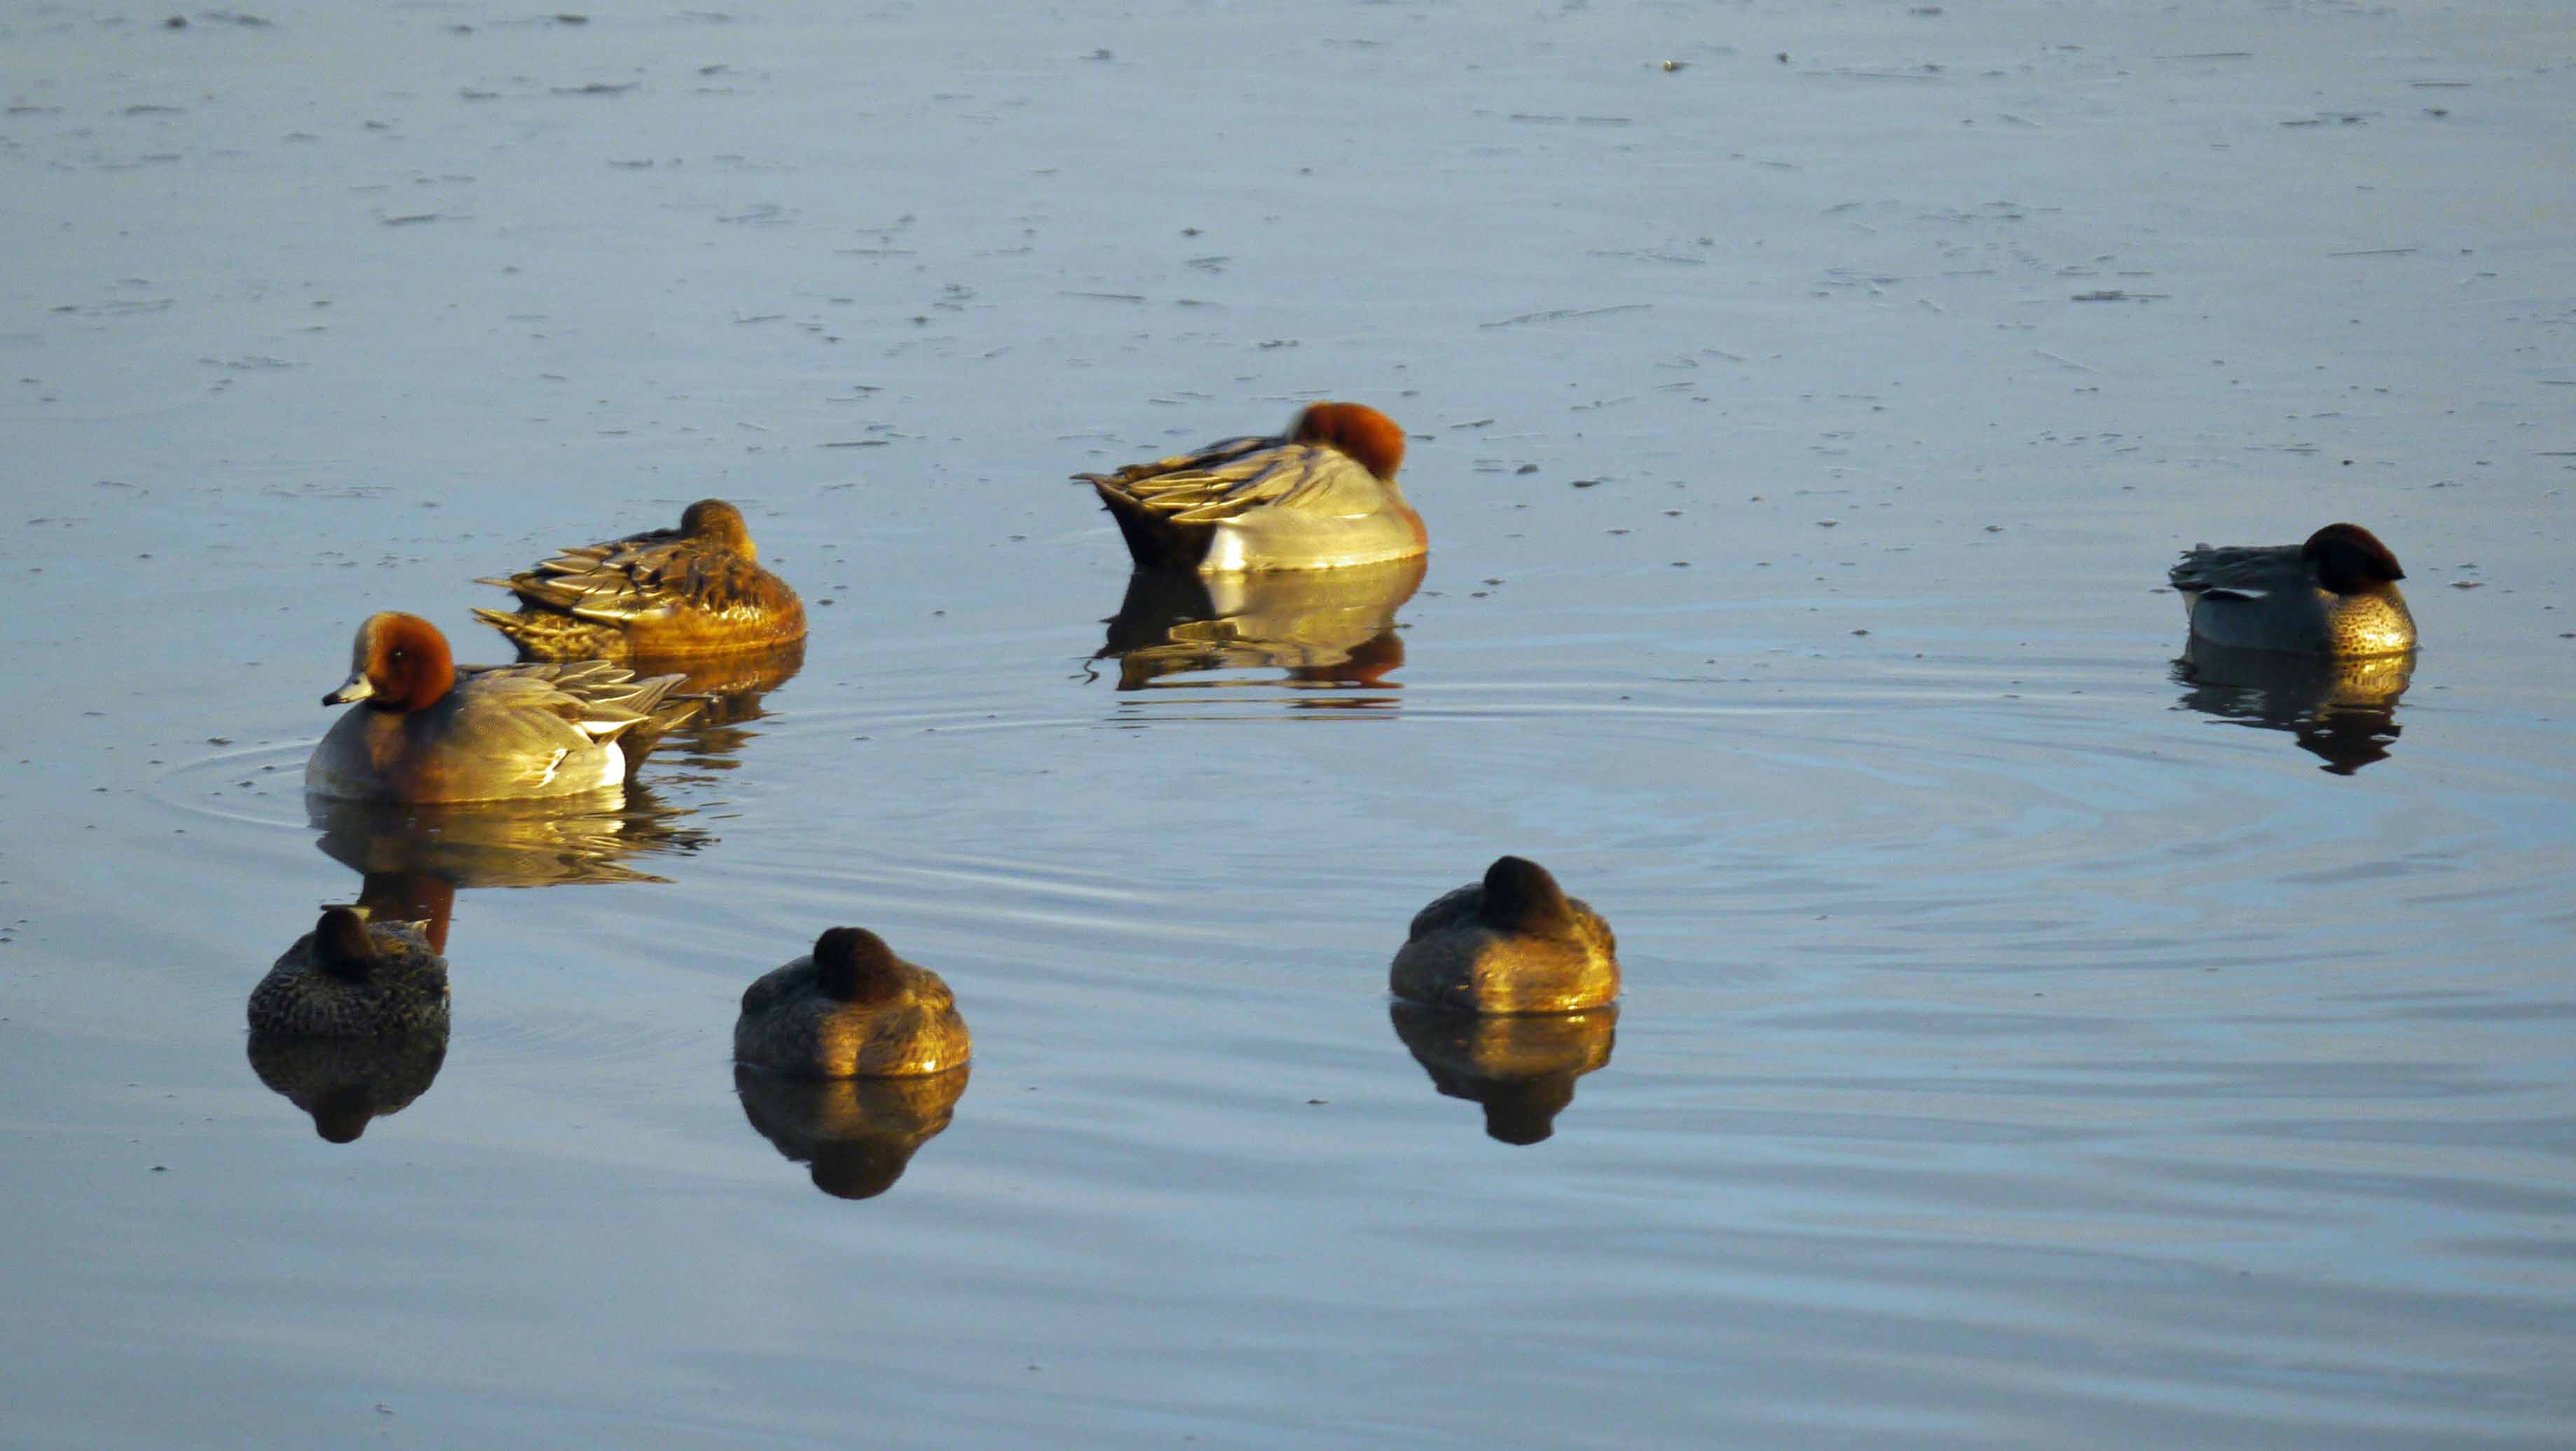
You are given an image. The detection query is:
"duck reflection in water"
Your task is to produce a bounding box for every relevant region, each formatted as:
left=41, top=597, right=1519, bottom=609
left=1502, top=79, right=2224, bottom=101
left=310, top=783, right=716, bottom=951
left=2173, top=641, right=2413, bottom=775
left=734, top=1065, right=971, bottom=1199
left=245, top=906, right=451, bottom=1143
left=1390, top=1004, right=1617, bottom=1145
left=1088, top=554, right=1424, bottom=707
left=612, top=641, right=804, bottom=769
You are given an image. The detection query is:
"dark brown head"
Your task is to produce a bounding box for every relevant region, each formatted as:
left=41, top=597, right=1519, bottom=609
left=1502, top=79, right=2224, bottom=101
left=1290, top=402, right=1406, bottom=482
left=813, top=927, right=904, bottom=1004
left=323, top=612, right=457, bottom=712
left=312, top=906, right=377, bottom=983
left=1480, top=855, right=1577, bottom=934
left=2303, top=523, right=2405, bottom=593
left=681, top=498, right=757, bottom=561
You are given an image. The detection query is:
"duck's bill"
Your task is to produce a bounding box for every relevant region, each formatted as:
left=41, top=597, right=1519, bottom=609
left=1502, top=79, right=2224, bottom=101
left=324, top=674, right=375, bottom=706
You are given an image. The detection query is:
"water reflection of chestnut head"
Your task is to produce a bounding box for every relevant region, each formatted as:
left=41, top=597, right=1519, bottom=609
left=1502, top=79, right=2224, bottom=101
left=1391, top=857, right=1620, bottom=1014
left=734, top=1065, right=970, bottom=1199
left=1390, top=1003, right=1617, bottom=1145
left=733, top=928, right=971, bottom=1079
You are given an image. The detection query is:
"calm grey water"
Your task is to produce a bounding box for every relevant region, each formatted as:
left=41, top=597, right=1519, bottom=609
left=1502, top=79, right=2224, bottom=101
left=4, top=2, right=2572, bottom=1446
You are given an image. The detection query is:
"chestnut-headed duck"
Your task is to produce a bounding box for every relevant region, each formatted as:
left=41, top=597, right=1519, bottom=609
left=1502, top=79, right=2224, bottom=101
left=308, top=611, right=698, bottom=803
left=1391, top=857, right=1619, bottom=1014
left=474, top=498, right=806, bottom=658
left=247, top=906, right=451, bottom=1038
left=1077, top=401, right=1427, bottom=573
left=2169, top=523, right=2416, bottom=658
left=734, top=928, right=971, bottom=1079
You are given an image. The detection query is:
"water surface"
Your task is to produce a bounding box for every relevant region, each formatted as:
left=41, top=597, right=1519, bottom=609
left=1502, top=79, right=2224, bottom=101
left=4, top=2, right=2572, bottom=1445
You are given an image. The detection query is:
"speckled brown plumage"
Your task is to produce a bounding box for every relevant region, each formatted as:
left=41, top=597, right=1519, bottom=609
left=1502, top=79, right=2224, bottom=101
left=246, top=907, right=451, bottom=1037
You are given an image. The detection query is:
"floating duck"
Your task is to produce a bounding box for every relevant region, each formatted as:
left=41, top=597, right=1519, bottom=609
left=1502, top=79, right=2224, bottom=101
left=734, top=927, right=971, bottom=1078
left=474, top=498, right=806, bottom=658
left=2168, top=523, right=2415, bottom=657
left=308, top=611, right=696, bottom=803
left=1078, top=402, right=1425, bottom=572
left=1391, top=856, right=1619, bottom=1014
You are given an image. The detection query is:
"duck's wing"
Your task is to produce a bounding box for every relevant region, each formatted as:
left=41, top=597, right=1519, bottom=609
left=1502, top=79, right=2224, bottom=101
left=1085, top=442, right=1385, bottom=526
left=463, top=661, right=694, bottom=745
left=479, top=526, right=771, bottom=625
left=2169, top=542, right=2300, bottom=600
left=1406, top=883, right=1486, bottom=941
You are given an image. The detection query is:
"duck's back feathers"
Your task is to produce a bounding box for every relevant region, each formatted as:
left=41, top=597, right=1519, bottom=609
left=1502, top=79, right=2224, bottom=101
left=2169, top=541, right=2298, bottom=601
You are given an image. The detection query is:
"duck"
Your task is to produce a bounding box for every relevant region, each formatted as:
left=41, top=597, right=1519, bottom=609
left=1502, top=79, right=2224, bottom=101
left=473, top=498, right=806, bottom=658
left=1077, top=401, right=1427, bottom=572
left=1390, top=856, right=1619, bottom=1014
left=308, top=611, right=698, bottom=803
left=2168, top=523, right=2416, bottom=657
left=247, top=906, right=451, bottom=1038
left=734, top=927, right=971, bottom=1079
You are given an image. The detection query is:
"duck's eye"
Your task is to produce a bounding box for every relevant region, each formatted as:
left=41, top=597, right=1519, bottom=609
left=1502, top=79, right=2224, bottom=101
left=390, top=649, right=407, bottom=662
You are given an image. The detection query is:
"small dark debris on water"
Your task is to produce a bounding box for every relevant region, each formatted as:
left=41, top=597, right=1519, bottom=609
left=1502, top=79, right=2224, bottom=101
left=556, top=13, right=589, bottom=23
left=1306, top=1098, right=1327, bottom=1105
left=2449, top=580, right=2484, bottom=590
left=1851, top=629, right=1870, bottom=636
left=1570, top=478, right=1602, bottom=489
left=1660, top=60, right=1687, bottom=72
left=165, top=14, right=186, bottom=26
left=1516, top=464, right=1537, bottom=475
left=552, top=82, right=636, bottom=97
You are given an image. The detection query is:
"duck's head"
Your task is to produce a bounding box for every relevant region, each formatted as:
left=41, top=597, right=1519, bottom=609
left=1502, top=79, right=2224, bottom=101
left=813, top=927, right=904, bottom=1004
left=2304, top=523, right=2406, bottom=593
left=681, top=498, right=757, bottom=561
left=324, top=612, right=456, bottom=712
left=1481, top=854, right=1577, bottom=934
left=1290, top=402, right=1406, bottom=482
left=311, top=906, right=377, bottom=983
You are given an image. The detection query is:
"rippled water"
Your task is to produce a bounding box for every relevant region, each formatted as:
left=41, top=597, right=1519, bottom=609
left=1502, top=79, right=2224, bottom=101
left=5, top=2, right=2573, bottom=1446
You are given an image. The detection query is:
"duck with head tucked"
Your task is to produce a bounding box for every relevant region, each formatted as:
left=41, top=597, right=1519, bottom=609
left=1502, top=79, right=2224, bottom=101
left=1391, top=856, right=1619, bottom=1015
left=474, top=498, right=807, bottom=658
left=734, top=927, right=971, bottom=1079
left=1078, top=402, right=1426, bottom=573
left=308, top=611, right=697, bottom=803
left=2168, top=523, right=2415, bottom=657
left=247, top=906, right=451, bottom=1037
